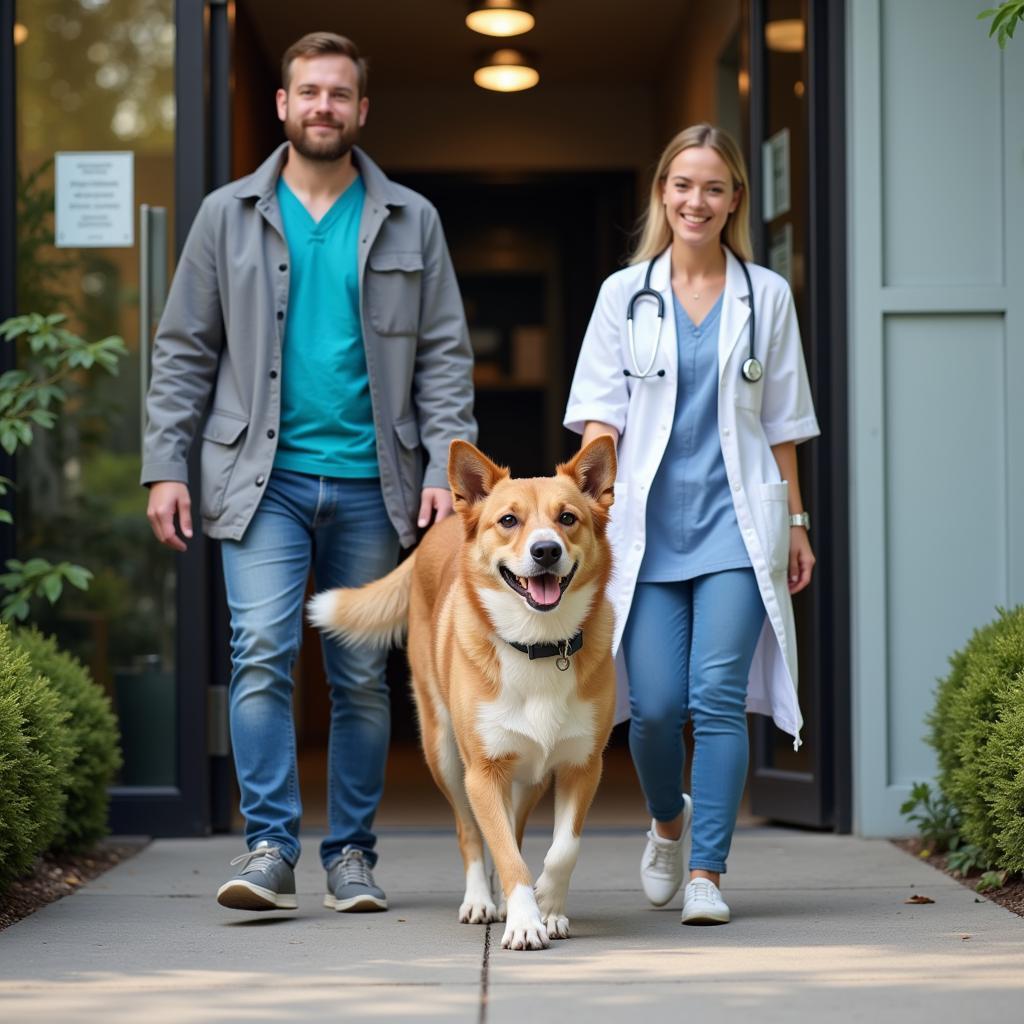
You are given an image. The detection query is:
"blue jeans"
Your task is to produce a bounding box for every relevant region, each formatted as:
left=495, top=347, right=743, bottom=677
left=220, top=469, right=400, bottom=868
left=623, top=569, right=765, bottom=874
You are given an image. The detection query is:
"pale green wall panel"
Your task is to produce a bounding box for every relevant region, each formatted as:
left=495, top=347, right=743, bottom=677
left=880, top=1, right=1003, bottom=286
left=849, top=0, right=1024, bottom=836
left=883, top=314, right=1007, bottom=786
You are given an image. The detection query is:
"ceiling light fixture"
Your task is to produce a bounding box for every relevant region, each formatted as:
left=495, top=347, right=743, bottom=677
left=13, top=22, right=29, bottom=45
left=474, top=49, right=539, bottom=92
left=765, top=19, right=805, bottom=52
left=466, top=0, right=535, bottom=38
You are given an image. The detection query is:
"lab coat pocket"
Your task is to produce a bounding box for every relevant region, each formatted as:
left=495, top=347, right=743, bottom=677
left=758, top=480, right=790, bottom=574
left=608, top=481, right=629, bottom=546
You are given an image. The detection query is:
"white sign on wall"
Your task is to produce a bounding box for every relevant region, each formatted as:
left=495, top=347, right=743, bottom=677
left=55, top=151, right=134, bottom=248
left=761, top=128, right=791, bottom=222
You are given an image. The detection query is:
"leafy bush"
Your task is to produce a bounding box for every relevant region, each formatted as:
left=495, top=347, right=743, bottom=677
left=899, top=782, right=961, bottom=853
left=945, top=843, right=994, bottom=879
left=927, top=606, right=1024, bottom=872
left=0, top=312, right=125, bottom=621
left=11, top=627, right=121, bottom=851
left=0, top=624, right=74, bottom=891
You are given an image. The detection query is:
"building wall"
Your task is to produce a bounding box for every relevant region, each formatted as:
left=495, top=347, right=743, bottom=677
left=848, top=0, right=1024, bottom=835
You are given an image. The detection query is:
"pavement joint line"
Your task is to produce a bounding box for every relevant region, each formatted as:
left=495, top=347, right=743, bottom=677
left=478, top=923, right=491, bottom=1024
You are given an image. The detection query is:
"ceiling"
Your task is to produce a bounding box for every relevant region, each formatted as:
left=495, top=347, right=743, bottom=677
left=244, top=0, right=695, bottom=89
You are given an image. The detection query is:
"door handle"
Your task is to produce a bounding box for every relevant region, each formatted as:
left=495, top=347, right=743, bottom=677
left=139, top=204, right=168, bottom=447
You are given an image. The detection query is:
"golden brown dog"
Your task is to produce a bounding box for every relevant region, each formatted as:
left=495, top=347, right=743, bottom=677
left=309, top=437, right=617, bottom=950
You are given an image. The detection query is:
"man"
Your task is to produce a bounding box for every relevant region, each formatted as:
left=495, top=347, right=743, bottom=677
left=142, top=32, right=476, bottom=914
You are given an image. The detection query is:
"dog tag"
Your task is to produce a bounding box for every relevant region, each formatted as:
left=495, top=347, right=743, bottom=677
left=555, top=642, right=570, bottom=671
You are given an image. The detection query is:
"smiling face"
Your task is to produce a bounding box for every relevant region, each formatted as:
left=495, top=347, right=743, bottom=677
left=660, top=145, right=741, bottom=251
left=276, top=54, right=368, bottom=162
left=448, top=439, right=616, bottom=642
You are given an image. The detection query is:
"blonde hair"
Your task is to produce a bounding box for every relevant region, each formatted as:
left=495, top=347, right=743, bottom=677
left=631, top=123, right=753, bottom=264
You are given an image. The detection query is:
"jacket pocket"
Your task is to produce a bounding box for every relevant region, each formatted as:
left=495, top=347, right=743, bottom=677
left=200, top=409, right=248, bottom=521
left=392, top=414, right=423, bottom=518
left=758, top=480, right=790, bottom=574
left=367, top=250, right=424, bottom=337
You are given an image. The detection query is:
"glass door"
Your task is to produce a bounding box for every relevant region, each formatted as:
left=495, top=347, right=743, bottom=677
left=11, top=0, right=210, bottom=834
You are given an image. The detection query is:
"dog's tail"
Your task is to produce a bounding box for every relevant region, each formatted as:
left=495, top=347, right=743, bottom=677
left=307, top=551, right=417, bottom=649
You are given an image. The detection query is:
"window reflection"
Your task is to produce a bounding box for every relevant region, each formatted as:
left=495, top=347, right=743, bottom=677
left=15, top=0, right=178, bottom=786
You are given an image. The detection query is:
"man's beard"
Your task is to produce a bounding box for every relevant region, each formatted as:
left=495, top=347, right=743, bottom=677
left=284, top=116, right=359, bottom=162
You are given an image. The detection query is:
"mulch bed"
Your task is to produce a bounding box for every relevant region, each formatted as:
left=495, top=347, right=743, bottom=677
left=0, top=840, right=146, bottom=933
left=893, top=838, right=1024, bottom=918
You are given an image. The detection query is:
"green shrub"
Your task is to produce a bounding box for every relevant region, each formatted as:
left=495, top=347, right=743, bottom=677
left=0, top=624, right=74, bottom=890
left=11, top=628, right=121, bottom=851
left=927, top=606, right=1024, bottom=871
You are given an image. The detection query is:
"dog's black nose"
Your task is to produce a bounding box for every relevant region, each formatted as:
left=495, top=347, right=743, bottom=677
left=531, top=541, right=562, bottom=568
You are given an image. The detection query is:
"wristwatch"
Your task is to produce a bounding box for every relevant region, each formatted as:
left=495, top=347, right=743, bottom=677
left=789, top=511, right=811, bottom=530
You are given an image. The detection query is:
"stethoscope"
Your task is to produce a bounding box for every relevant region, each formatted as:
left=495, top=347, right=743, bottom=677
left=624, top=249, right=763, bottom=383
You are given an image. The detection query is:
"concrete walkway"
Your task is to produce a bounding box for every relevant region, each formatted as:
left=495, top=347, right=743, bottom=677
left=1, top=827, right=1022, bottom=1023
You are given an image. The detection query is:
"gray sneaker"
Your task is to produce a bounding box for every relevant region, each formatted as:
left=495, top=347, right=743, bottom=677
left=216, top=841, right=297, bottom=911
left=324, top=846, right=388, bottom=912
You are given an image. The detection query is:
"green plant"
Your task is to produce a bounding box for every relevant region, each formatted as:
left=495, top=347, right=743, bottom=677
left=976, top=870, right=1009, bottom=894
left=979, top=2, right=1024, bottom=48
left=900, top=781, right=961, bottom=854
left=0, top=624, right=75, bottom=891
left=945, top=843, right=992, bottom=879
left=927, top=606, right=1024, bottom=872
left=11, top=627, right=122, bottom=850
left=0, top=312, right=126, bottom=621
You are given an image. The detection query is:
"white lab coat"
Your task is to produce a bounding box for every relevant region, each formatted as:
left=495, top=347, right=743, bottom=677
left=564, top=246, right=820, bottom=745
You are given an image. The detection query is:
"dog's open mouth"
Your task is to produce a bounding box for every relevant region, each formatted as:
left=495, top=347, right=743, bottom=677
left=499, top=563, right=578, bottom=611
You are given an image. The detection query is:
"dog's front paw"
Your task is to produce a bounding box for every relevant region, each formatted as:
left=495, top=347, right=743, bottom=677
left=500, top=884, right=550, bottom=951
left=543, top=913, right=570, bottom=940
left=459, top=898, right=498, bottom=924
left=501, top=918, right=550, bottom=951
left=533, top=872, right=568, bottom=923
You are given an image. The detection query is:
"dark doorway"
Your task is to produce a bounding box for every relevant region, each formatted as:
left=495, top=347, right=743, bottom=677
left=291, top=171, right=637, bottom=819
left=743, top=0, right=851, bottom=831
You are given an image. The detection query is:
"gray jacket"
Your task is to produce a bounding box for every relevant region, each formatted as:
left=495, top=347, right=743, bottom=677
left=141, top=144, right=476, bottom=547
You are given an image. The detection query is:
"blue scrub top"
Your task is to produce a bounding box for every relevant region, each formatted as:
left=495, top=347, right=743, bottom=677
left=637, top=290, right=750, bottom=582
left=273, top=174, right=379, bottom=478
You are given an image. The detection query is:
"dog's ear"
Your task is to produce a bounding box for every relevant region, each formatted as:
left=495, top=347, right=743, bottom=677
left=558, top=435, right=617, bottom=511
left=448, top=440, right=508, bottom=518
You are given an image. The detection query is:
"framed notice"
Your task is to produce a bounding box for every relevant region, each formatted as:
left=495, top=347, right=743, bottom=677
left=761, top=128, right=790, bottom=222
left=55, top=151, right=134, bottom=248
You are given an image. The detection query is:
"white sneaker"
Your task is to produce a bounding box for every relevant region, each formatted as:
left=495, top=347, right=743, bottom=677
left=640, top=793, right=693, bottom=907
left=681, top=877, right=730, bottom=925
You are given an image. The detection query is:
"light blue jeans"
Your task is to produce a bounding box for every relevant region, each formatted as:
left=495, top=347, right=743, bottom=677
left=623, top=569, right=765, bottom=874
left=220, top=469, right=400, bottom=868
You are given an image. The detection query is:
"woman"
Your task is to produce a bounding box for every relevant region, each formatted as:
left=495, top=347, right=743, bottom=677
left=563, top=124, right=819, bottom=925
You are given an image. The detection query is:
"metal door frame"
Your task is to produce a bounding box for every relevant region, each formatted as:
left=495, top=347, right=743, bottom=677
left=743, top=0, right=852, bottom=831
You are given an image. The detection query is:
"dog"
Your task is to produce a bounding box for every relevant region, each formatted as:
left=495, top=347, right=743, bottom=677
left=309, top=436, right=618, bottom=950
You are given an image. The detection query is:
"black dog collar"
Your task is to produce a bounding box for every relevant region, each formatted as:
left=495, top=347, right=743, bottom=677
left=505, top=631, right=583, bottom=671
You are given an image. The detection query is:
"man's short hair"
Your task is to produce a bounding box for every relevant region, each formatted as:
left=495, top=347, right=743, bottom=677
left=281, top=32, right=368, bottom=96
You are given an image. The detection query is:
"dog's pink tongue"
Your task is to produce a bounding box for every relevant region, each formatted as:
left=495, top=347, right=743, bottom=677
left=527, top=574, right=560, bottom=606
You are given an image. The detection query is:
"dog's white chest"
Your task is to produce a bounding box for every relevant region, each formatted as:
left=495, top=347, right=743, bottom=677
left=476, top=647, right=596, bottom=783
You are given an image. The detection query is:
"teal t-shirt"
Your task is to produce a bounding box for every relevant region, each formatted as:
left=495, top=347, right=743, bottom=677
left=273, top=174, right=378, bottom=478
